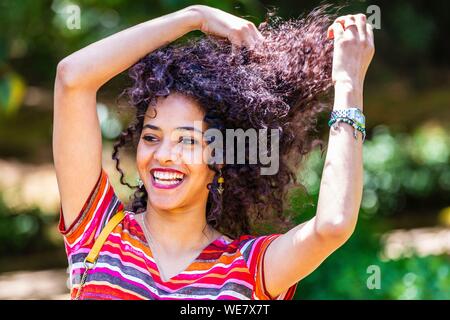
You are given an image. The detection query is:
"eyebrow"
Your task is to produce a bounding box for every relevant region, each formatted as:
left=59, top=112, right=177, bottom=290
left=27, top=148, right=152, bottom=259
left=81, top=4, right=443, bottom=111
left=143, top=124, right=203, bottom=134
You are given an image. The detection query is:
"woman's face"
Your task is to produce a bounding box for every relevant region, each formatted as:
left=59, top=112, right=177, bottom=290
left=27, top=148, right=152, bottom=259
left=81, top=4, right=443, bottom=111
left=136, top=93, right=215, bottom=211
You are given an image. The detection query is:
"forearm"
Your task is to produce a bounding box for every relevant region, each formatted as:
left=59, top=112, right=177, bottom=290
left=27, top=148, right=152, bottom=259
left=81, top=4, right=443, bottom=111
left=314, top=81, right=364, bottom=239
left=56, top=6, right=200, bottom=90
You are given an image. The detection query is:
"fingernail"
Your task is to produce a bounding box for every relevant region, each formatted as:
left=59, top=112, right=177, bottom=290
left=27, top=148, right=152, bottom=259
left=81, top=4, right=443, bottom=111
left=327, top=29, right=334, bottom=39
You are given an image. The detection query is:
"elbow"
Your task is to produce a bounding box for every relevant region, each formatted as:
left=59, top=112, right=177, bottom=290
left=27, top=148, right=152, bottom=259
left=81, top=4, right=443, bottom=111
left=56, top=58, right=79, bottom=90
left=315, top=218, right=356, bottom=246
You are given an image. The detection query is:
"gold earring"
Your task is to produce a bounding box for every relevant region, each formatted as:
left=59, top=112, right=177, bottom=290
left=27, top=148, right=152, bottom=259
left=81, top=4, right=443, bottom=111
left=217, top=169, right=224, bottom=195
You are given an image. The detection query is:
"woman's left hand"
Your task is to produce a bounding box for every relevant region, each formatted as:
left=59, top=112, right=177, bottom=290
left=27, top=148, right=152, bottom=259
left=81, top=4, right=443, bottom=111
left=327, top=14, right=375, bottom=89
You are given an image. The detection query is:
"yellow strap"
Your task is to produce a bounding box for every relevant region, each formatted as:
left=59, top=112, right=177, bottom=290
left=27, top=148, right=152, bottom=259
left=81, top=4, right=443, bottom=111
left=85, top=210, right=126, bottom=264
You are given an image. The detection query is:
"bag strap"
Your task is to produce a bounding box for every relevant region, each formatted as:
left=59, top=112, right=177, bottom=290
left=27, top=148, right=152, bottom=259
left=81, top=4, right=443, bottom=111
left=86, top=210, right=126, bottom=264
left=75, top=210, right=126, bottom=300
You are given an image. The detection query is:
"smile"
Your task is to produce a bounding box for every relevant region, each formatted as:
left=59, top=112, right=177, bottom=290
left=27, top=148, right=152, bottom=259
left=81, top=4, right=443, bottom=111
left=150, top=168, right=185, bottom=190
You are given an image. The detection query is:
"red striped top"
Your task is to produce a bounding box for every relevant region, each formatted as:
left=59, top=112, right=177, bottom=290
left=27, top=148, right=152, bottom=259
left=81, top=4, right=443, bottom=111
left=59, top=168, right=298, bottom=300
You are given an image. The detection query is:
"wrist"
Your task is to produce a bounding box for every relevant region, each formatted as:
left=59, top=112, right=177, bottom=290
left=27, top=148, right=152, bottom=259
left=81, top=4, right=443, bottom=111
left=183, top=5, right=206, bottom=31
left=333, top=80, right=363, bottom=111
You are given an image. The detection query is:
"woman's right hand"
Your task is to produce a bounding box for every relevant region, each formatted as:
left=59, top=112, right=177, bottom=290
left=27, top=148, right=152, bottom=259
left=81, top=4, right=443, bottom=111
left=189, top=5, right=264, bottom=49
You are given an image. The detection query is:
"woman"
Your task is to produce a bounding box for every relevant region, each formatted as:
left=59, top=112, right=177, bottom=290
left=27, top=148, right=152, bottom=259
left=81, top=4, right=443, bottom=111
left=53, top=4, right=374, bottom=300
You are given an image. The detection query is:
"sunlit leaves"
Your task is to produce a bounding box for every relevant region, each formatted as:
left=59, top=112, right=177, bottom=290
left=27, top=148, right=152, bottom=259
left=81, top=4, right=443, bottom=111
left=0, top=71, right=26, bottom=117
left=296, top=123, right=450, bottom=218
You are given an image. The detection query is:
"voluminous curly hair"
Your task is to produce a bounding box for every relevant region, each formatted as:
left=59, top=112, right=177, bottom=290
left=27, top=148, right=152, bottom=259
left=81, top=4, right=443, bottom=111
left=113, top=6, right=335, bottom=239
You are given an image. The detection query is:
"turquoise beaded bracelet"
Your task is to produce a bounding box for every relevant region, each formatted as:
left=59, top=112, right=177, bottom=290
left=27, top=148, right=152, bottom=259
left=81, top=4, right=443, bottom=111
left=328, top=117, right=366, bottom=143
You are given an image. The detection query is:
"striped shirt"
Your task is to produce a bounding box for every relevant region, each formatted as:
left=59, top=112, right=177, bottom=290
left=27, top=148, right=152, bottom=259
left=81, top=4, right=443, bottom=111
left=59, top=168, right=298, bottom=300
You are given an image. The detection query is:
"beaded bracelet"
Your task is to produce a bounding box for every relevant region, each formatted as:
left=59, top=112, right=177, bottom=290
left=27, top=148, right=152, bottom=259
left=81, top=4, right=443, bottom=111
left=328, top=117, right=366, bottom=143
left=330, top=109, right=366, bottom=129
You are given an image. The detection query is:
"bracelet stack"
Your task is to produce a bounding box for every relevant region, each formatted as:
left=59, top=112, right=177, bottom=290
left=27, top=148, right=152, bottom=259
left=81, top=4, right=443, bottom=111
left=328, top=108, right=366, bottom=143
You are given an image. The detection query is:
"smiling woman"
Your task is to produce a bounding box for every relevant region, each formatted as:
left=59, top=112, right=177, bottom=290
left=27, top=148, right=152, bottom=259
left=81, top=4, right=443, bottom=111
left=134, top=93, right=220, bottom=238
left=53, top=3, right=373, bottom=300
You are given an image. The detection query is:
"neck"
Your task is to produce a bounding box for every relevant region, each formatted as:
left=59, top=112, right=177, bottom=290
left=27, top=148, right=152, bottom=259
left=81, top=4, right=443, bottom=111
left=142, top=202, right=219, bottom=256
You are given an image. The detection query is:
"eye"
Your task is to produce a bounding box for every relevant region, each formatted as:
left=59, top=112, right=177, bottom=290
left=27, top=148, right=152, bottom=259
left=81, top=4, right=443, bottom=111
left=142, top=135, right=158, bottom=142
left=179, top=137, right=199, bottom=145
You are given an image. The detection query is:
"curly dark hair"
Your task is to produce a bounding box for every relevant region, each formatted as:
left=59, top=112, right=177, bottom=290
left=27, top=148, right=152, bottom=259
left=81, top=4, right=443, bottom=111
left=113, top=6, right=335, bottom=239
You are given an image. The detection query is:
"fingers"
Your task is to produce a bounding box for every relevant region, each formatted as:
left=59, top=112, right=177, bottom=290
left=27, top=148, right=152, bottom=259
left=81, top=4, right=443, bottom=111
left=328, top=14, right=368, bottom=42
left=327, top=21, right=344, bottom=40
left=229, top=21, right=264, bottom=51
left=340, top=15, right=358, bottom=41
left=231, top=44, right=239, bottom=56
left=246, top=21, right=264, bottom=44
left=366, top=22, right=374, bottom=47
left=328, top=15, right=352, bottom=40
left=355, top=14, right=367, bottom=43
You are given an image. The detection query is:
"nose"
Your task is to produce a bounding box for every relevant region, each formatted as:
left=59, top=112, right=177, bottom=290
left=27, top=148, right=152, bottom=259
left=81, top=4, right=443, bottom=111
left=153, top=138, right=181, bottom=165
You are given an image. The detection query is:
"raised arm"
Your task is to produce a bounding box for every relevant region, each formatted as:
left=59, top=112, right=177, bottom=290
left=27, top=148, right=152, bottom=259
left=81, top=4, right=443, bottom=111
left=53, top=5, right=263, bottom=229
left=263, top=14, right=375, bottom=298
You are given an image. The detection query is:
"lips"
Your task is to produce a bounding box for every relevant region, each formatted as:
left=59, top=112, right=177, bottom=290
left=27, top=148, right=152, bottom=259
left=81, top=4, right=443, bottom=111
left=150, top=168, right=186, bottom=189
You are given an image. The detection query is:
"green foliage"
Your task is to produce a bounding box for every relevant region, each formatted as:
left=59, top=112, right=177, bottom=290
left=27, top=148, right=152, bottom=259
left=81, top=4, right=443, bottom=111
left=0, top=107, right=53, bottom=160
left=0, top=0, right=448, bottom=297
left=297, top=124, right=450, bottom=221
left=0, top=195, right=59, bottom=257
left=0, top=0, right=448, bottom=86
left=295, top=218, right=450, bottom=299
left=288, top=123, right=450, bottom=299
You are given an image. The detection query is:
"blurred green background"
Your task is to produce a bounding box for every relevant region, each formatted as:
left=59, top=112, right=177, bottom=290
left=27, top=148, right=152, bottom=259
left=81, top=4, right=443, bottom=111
left=0, top=0, right=449, bottom=299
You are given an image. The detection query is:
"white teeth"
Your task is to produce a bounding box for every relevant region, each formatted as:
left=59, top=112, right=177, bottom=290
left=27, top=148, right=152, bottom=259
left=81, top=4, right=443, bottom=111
left=154, top=177, right=181, bottom=185
left=152, top=170, right=185, bottom=184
